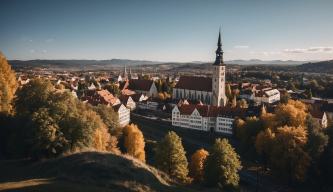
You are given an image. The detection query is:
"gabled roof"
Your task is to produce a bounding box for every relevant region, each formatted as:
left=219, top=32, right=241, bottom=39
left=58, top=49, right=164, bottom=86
left=175, top=76, right=212, bottom=92
left=178, top=104, right=197, bottom=115
left=119, top=95, right=132, bottom=105
left=112, top=104, right=123, bottom=112
left=310, top=109, right=325, bottom=119
left=82, top=89, right=119, bottom=106
left=128, top=79, right=154, bottom=91
left=177, top=104, right=246, bottom=118
left=131, top=93, right=145, bottom=102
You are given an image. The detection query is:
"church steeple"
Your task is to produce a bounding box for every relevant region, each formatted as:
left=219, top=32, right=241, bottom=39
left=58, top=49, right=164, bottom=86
left=214, top=28, right=224, bottom=66
left=123, top=65, right=128, bottom=80
left=212, top=28, right=227, bottom=107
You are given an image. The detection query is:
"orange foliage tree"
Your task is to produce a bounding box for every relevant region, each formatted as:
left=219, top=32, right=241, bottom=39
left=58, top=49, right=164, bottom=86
left=189, top=149, right=209, bottom=182
left=123, top=124, right=145, bottom=162
left=0, top=52, right=17, bottom=114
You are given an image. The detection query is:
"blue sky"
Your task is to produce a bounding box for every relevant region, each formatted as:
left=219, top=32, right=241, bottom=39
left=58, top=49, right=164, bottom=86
left=1, top=0, right=333, bottom=61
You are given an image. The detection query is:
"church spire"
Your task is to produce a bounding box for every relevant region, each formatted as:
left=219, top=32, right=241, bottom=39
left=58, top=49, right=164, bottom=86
left=123, top=65, right=128, bottom=80
left=218, top=27, right=222, bottom=47
left=214, top=28, right=224, bottom=65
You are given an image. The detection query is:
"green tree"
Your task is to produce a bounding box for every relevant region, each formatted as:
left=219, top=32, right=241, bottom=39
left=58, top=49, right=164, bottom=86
left=103, top=83, right=120, bottom=97
left=204, top=138, right=242, bottom=188
left=306, top=115, right=328, bottom=160
left=29, top=107, right=66, bottom=158
left=319, top=125, right=333, bottom=184
left=14, top=78, right=54, bottom=116
left=155, top=131, right=189, bottom=182
left=269, top=126, right=310, bottom=182
left=94, top=104, right=119, bottom=135
left=0, top=53, right=17, bottom=114
left=12, top=80, right=117, bottom=158
left=234, top=116, right=264, bottom=154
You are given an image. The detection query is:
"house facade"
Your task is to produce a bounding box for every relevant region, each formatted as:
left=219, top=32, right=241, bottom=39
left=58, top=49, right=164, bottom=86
left=172, top=104, right=245, bottom=135
left=113, top=104, right=130, bottom=127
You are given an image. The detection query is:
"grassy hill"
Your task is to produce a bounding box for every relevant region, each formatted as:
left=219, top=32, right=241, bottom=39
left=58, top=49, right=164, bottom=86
left=0, top=152, right=199, bottom=192
left=296, top=60, right=333, bottom=73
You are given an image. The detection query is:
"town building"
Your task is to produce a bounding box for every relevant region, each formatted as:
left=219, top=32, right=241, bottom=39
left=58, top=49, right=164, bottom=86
left=172, top=104, right=245, bottom=134
left=119, top=95, right=136, bottom=110
left=172, top=30, right=227, bottom=106
left=113, top=104, right=131, bottom=127
left=81, top=89, right=121, bottom=106
left=171, top=31, right=245, bottom=134
left=121, top=79, right=158, bottom=97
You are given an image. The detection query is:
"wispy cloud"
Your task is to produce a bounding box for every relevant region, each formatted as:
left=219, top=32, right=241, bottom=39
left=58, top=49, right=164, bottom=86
left=45, top=38, right=55, bottom=43
left=234, top=45, right=249, bottom=49
left=29, top=49, right=35, bottom=53
left=250, top=51, right=282, bottom=55
left=283, top=47, right=333, bottom=54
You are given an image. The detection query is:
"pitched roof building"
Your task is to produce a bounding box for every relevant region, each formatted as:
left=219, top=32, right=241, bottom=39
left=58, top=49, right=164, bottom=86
left=172, top=103, right=246, bottom=134
left=173, top=30, right=227, bottom=106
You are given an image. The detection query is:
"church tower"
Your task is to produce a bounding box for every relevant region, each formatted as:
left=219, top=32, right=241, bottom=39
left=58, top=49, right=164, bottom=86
left=212, top=29, right=227, bottom=107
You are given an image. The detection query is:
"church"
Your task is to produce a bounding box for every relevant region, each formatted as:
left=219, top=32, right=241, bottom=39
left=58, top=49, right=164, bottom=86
left=172, top=30, right=227, bottom=107
left=171, top=31, right=245, bottom=135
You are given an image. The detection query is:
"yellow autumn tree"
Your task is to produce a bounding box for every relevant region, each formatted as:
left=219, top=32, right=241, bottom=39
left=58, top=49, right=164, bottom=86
left=123, top=124, right=146, bottom=162
left=255, top=128, right=275, bottom=155
left=269, top=126, right=310, bottom=182
left=274, top=100, right=307, bottom=128
left=0, top=52, right=17, bottom=114
left=93, top=124, right=110, bottom=151
left=189, top=149, right=209, bottom=182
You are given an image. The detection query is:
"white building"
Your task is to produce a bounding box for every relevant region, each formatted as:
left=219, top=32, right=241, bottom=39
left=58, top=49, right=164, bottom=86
left=113, top=104, right=130, bottom=127
left=120, top=95, right=136, bottom=111
left=253, top=89, right=280, bottom=104
left=172, top=104, right=245, bottom=135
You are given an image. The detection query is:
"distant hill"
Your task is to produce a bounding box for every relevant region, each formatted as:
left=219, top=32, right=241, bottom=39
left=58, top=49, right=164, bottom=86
left=296, top=60, right=333, bottom=73
left=9, top=59, right=163, bottom=71
left=0, top=152, right=197, bottom=192
left=225, top=59, right=306, bottom=65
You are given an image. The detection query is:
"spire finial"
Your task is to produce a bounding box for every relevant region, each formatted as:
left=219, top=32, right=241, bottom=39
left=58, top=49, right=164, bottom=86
left=214, top=27, right=224, bottom=65
left=218, top=27, right=222, bottom=46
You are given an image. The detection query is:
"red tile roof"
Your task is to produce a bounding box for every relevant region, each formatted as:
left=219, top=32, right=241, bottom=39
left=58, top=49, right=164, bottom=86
left=82, top=89, right=119, bottom=106
left=177, top=104, right=245, bottom=118
left=175, top=76, right=212, bottom=92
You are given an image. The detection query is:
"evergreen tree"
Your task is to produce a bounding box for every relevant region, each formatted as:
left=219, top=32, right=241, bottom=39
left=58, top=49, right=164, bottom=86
left=0, top=53, right=17, bottom=114
left=155, top=131, right=189, bottom=182
left=204, top=138, right=242, bottom=188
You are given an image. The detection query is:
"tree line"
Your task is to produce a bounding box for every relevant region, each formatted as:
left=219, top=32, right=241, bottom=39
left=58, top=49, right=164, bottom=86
left=234, top=99, right=333, bottom=188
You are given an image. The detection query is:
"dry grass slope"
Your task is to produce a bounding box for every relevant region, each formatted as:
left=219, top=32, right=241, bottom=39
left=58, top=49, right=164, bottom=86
left=0, top=151, right=196, bottom=192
